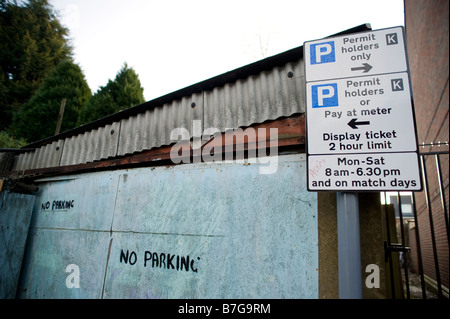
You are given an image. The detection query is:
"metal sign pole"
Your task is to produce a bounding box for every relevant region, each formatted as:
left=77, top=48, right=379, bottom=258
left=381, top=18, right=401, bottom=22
left=304, top=26, right=422, bottom=299
left=337, top=192, right=362, bottom=299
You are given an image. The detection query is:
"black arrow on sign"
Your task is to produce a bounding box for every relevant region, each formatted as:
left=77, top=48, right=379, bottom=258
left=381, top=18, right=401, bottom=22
left=351, top=63, right=373, bottom=73
left=348, top=118, right=370, bottom=129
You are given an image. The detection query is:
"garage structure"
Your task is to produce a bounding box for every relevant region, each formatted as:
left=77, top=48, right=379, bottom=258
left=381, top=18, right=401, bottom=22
left=0, top=24, right=387, bottom=299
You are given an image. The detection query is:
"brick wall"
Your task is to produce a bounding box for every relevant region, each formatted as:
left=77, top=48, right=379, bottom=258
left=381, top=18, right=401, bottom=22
left=405, top=0, right=449, bottom=291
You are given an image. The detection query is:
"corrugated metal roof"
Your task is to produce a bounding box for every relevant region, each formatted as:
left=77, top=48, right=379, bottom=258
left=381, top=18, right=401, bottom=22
left=203, top=60, right=304, bottom=131
left=15, top=140, right=64, bottom=170
left=14, top=60, right=304, bottom=169
left=13, top=57, right=305, bottom=170
left=6, top=24, right=372, bottom=172
left=60, top=122, right=120, bottom=166
left=118, top=93, right=203, bottom=156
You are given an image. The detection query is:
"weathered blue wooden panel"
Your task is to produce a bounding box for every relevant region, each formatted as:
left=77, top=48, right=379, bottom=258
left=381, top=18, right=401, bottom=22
left=17, top=228, right=111, bottom=298
left=17, top=172, right=119, bottom=298
left=29, top=173, right=120, bottom=231
left=18, top=154, right=318, bottom=298
left=105, top=154, right=317, bottom=298
left=0, top=192, right=35, bottom=298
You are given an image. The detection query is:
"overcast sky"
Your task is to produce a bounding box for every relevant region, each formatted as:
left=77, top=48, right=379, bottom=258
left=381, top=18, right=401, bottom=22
left=52, top=0, right=405, bottom=101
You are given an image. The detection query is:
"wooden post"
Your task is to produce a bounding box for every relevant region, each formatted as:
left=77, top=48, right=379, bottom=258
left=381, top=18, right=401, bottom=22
left=55, top=98, right=66, bottom=135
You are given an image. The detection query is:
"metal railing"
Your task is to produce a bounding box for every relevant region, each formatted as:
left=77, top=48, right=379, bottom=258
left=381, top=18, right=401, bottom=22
left=383, top=143, right=449, bottom=299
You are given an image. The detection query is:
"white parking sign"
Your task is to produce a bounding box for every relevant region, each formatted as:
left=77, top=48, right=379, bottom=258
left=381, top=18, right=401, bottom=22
left=304, top=27, right=408, bottom=82
left=304, top=27, right=421, bottom=191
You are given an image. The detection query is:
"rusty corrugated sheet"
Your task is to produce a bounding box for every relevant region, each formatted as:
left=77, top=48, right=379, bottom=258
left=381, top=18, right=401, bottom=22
left=14, top=151, right=33, bottom=171
left=60, top=122, right=120, bottom=166
left=11, top=54, right=305, bottom=171
left=118, top=60, right=304, bottom=156
left=117, top=93, right=203, bottom=156
left=15, top=140, right=64, bottom=170
left=204, top=60, right=304, bottom=131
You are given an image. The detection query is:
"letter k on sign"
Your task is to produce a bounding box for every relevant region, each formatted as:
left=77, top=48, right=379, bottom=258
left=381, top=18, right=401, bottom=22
left=391, top=79, right=404, bottom=91
left=386, top=33, right=398, bottom=45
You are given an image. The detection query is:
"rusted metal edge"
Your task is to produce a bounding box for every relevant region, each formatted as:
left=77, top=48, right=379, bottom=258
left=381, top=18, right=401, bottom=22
left=1, top=114, right=306, bottom=181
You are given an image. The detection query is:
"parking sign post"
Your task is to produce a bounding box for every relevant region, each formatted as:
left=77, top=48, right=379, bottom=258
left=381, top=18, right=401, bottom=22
left=304, top=26, right=421, bottom=298
left=337, top=192, right=362, bottom=299
left=304, top=26, right=421, bottom=192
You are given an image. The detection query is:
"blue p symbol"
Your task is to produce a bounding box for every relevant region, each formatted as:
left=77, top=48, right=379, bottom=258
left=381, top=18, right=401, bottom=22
left=312, top=83, right=339, bottom=108
left=310, top=41, right=336, bottom=65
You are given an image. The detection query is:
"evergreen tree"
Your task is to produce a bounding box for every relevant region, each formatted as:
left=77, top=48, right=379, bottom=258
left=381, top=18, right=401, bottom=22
left=12, top=60, right=91, bottom=142
left=0, top=0, right=72, bottom=130
left=0, top=130, right=26, bottom=148
left=78, top=63, right=145, bottom=125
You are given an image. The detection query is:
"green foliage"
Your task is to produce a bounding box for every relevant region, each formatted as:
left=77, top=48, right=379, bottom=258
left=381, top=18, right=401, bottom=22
left=78, top=63, right=145, bottom=125
left=0, top=1, right=147, bottom=143
left=0, top=0, right=72, bottom=130
left=12, top=60, right=91, bottom=142
left=0, top=131, right=27, bottom=148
